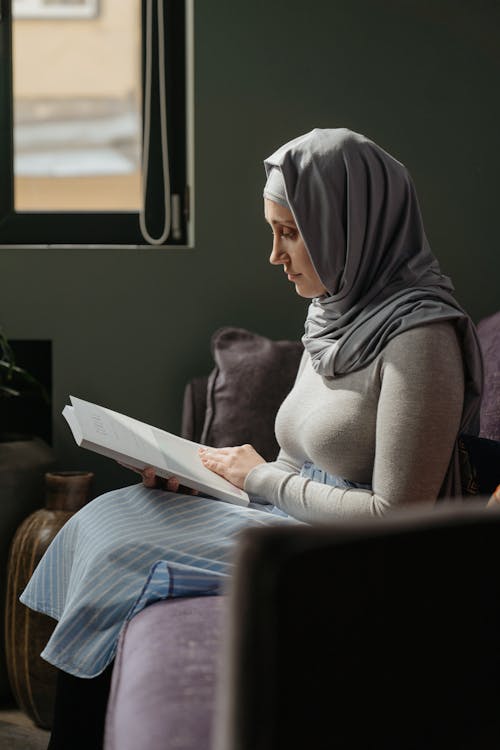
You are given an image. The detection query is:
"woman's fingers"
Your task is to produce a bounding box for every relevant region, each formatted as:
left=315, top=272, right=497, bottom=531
left=166, top=477, right=180, bottom=492
left=119, top=463, right=185, bottom=492
left=198, top=448, right=222, bottom=472
left=142, top=470, right=198, bottom=495
left=143, top=469, right=178, bottom=491
left=198, top=444, right=265, bottom=489
left=142, top=467, right=158, bottom=487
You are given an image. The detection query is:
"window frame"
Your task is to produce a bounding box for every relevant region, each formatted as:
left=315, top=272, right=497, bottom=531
left=0, top=0, right=194, bottom=249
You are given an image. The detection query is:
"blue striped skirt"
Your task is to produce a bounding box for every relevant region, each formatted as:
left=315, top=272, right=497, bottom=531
left=20, top=465, right=369, bottom=677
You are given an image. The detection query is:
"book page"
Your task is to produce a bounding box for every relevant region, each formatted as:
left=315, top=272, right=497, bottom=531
left=70, top=397, right=169, bottom=472
left=66, top=396, right=249, bottom=505
left=62, top=405, right=82, bottom=444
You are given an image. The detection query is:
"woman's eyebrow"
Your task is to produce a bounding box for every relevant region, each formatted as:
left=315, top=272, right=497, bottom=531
left=268, top=218, right=297, bottom=227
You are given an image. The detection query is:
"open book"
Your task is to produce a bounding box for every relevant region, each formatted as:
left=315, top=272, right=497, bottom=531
left=62, top=396, right=250, bottom=507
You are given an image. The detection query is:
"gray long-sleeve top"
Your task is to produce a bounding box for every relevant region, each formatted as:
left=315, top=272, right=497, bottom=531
left=244, top=322, right=465, bottom=522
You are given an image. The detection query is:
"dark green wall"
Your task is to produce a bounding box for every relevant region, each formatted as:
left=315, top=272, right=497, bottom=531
left=1, top=0, right=498, bottom=494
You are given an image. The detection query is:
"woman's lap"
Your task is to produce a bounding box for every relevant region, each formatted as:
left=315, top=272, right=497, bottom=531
left=20, top=483, right=299, bottom=677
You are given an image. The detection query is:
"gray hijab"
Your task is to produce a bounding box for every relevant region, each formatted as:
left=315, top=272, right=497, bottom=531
left=264, top=128, right=483, bottom=496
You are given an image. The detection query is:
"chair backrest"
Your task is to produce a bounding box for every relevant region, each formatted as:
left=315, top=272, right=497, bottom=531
left=477, top=310, right=500, bottom=441
left=217, top=502, right=500, bottom=750
left=181, top=375, right=209, bottom=443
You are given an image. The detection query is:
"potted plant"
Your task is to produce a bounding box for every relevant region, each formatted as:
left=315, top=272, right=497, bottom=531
left=1, top=328, right=49, bottom=403
left=0, top=327, right=55, bottom=702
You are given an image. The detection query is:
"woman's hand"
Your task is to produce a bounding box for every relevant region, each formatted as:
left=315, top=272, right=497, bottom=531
left=117, top=463, right=198, bottom=494
left=142, top=467, right=198, bottom=493
left=198, top=444, right=266, bottom=489
left=142, top=467, right=199, bottom=494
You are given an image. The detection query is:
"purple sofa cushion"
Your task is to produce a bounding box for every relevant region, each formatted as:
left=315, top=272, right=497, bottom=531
left=477, top=311, right=500, bottom=441
left=200, top=327, right=303, bottom=462
left=104, top=597, right=226, bottom=750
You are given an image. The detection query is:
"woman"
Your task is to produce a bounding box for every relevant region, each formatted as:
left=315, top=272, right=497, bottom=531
left=22, top=128, right=482, bottom=749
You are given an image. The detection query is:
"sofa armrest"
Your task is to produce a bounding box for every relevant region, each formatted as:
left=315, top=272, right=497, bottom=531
left=105, top=597, right=226, bottom=750
left=215, top=502, right=500, bottom=750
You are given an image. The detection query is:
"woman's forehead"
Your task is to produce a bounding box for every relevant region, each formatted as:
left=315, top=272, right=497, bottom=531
left=264, top=198, right=296, bottom=226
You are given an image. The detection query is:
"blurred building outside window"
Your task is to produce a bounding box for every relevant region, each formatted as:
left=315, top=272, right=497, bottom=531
left=12, top=0, right=142, bottom=211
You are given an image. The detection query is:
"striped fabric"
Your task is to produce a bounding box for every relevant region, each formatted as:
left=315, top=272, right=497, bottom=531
left=20, top=467, right=369, bottom=678
left=19, top=483, right=299, bottom=678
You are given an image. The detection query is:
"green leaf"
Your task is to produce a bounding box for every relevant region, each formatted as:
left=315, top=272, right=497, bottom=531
left=0, top=328, right=49, bottom=403
left=0, top=385, right=20, bottom=398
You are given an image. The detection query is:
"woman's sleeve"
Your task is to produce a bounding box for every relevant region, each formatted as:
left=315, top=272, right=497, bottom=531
left=244, top=324, right=465, bottom=522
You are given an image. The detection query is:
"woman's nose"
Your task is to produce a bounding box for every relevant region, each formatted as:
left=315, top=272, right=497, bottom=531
left=269, top=237, right=287, bottom=266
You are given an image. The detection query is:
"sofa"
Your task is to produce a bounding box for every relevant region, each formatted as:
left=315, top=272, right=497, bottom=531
left=104, top=312, right=500, bottom=750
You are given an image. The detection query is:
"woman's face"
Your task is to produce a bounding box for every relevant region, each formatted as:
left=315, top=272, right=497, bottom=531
left=264, top=198, right=326, bottom=298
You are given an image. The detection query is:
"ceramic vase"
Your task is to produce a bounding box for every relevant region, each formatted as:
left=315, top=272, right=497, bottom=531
left=5, top=471, right=93, bottom=729
left=0, top=435, right=55, bottom=702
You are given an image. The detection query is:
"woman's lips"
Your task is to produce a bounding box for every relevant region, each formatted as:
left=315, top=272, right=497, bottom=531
left=287, top=273, right=301, bottom=281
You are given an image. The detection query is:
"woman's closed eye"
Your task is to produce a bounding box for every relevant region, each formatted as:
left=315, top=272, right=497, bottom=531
left=272, top=227, right=298, bottom=240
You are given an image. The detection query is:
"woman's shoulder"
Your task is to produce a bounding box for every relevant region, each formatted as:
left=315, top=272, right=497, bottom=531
left=381, top=321, right=463, bottom=378
left=385, top=321, right=460, bottom=356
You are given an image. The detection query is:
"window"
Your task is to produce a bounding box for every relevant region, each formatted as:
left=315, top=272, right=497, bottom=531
left=0, top=0, right=193, bottom=247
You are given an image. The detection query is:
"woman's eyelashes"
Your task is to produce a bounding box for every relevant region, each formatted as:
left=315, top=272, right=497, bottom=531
left=272, top=226, right=298, bottom=240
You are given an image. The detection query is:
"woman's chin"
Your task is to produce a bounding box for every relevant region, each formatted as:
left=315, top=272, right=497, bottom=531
left=295, top=285, right=316, bottom=299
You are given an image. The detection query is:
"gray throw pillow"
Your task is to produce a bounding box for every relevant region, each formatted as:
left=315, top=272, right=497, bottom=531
left=200, top=328, right=304, bottom=462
